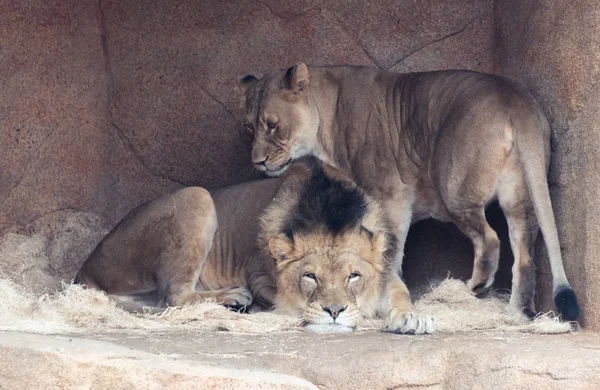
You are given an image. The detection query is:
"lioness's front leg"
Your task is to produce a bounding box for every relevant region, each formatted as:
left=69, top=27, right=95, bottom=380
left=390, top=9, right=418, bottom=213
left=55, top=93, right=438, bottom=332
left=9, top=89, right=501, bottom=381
left=380, top=273, right=436, bottom=334
left=382, top=182, right=415, bottom=274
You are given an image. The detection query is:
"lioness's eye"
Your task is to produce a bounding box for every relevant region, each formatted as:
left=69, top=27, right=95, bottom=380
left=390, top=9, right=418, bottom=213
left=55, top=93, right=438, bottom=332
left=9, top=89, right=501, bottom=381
left=266, top=122, right=277, bottom=135
left=303, top=273, right=317, bottom=281
left=348, top=272, right=361, bottom=281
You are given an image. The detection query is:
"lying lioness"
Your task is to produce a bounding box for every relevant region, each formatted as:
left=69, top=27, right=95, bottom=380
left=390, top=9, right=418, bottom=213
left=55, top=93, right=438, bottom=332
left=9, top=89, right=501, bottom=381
left=74, top=157, right=435, bottom=334
left=240, top=63, right=580, bottom=321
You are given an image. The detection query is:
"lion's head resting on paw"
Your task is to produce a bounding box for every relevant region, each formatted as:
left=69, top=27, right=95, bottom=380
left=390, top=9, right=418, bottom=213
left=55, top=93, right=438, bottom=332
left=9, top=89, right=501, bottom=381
left=259, top=157, right=397, bottom=332
left=270, top=231, right=387, bottom=333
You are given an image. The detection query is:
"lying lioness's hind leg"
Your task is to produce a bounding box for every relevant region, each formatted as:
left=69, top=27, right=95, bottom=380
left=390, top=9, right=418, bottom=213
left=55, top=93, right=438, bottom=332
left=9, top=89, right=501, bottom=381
left=381, top=274, right=436, bottom=334
left=108, top=293, right=167, bottom=314
left=449, top=208, right=500, bottom=296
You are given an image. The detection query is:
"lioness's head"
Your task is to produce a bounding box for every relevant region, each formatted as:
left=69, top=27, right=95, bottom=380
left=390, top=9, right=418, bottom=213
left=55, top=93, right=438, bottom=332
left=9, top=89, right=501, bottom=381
left=240, top=62, right=319, bottom=177
left=259, top=157, right=396, bottom=332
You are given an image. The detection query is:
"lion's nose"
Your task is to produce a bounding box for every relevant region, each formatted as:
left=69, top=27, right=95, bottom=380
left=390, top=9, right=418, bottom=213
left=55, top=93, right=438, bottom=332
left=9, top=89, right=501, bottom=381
left=322, top=304, right=346, bottom=320
left=254, top=155, right=269, bottom=167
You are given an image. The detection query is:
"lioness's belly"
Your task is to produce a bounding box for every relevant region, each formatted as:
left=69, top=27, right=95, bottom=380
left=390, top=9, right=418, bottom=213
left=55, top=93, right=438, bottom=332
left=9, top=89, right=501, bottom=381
left=196, top=178, right=281, bottom=290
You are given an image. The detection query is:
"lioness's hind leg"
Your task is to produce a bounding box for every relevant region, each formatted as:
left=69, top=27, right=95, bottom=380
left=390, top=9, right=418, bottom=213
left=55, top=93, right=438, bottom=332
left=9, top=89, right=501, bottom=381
left=152, top=188, right=253, bottom=309
left=449, top=208, right=500, bottom=296
left=497, top=169, right=539, bottom=319
left=109, top=293, right=166, bottom=314
left=430, top=129, right=505, bottom=296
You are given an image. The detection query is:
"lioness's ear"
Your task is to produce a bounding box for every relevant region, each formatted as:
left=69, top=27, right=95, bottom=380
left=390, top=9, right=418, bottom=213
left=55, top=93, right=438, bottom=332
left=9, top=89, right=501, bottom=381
left=285, top=62, right=309, bottom=92
left=238, top=74, right=258, bottom=93
left=268, top=234, right=295, bottom=262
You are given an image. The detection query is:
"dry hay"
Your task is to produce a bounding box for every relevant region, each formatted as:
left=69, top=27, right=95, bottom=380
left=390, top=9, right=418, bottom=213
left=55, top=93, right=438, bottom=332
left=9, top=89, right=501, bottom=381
left=0, top=277, right=573, bottom=336
left=413, top=278, right=575, bottom=334
left=0, top=211, right=108, bottom=295
left=0, top=278, right=301, bottom=335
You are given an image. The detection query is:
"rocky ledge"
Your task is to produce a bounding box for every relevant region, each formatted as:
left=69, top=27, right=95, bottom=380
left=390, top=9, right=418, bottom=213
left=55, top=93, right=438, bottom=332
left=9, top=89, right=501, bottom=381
left=1, top=330, right=600, bottom=389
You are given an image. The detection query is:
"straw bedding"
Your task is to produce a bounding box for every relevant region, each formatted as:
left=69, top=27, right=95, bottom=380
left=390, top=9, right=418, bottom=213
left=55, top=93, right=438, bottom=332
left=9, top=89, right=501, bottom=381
left=0, top=277, right=573, bottom=335
left=0, top=215, right=573, bottom=336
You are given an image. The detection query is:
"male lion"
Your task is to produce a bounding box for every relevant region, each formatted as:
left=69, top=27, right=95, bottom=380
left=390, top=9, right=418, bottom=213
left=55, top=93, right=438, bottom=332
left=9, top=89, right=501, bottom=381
left=74, top=157, right=435, bottom=334
left=240, top=63, right=580, bottom=321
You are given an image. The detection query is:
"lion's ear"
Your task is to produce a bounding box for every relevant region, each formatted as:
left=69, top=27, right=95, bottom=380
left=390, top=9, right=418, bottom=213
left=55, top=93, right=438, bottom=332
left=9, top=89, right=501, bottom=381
left=370, top=232, right=387, bottom=258
left=268, top=234, right=295, bottom=262
left=359, top=227, right=387, bottom=270
left=284, top=62, right=309, bottom=93
left=361, top=227, right=386, bottom=256
left=238, top=74, right=258, bottom=93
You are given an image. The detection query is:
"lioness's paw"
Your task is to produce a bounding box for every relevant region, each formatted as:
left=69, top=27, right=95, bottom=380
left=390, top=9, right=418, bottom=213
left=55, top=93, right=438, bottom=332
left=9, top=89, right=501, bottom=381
left=219, top=286, right=253, bottom=308
left=466, top=278, right=492, bottom=296
left=503, top=302, right=536, bottom=321
left=386, top=311, right=436, bottom=335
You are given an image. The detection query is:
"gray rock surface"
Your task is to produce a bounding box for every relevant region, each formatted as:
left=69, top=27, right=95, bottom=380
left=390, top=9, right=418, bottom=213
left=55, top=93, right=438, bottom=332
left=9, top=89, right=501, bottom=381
left=2, top=330, right=600, bottom=389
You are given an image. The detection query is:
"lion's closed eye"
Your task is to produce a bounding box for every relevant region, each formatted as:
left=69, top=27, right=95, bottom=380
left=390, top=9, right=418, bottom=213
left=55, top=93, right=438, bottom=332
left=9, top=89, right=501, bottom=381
left=303, top=272, right=317, bottom=282
left=348, top=272, right=361, bottom=282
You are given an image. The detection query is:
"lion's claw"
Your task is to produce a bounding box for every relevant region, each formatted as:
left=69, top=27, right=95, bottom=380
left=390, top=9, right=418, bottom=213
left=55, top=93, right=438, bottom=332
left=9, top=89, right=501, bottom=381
left=386, top=311, right=436, bottom=335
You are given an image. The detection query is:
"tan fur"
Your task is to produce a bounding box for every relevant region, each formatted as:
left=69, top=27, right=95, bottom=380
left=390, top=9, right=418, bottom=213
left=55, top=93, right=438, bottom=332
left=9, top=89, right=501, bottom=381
left=241, top=63, right=578, bottom=320
left=74, top=187, right=251, bottom=310
left=75, top=160, right=434, bottom=333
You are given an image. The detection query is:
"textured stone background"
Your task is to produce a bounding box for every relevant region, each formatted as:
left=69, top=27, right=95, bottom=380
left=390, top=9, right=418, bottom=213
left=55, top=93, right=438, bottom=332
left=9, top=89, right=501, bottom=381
left=1, top=1, right=598, bottom=328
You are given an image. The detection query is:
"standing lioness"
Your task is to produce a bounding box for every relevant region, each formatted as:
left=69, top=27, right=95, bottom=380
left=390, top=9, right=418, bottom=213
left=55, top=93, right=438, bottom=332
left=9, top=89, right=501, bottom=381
left=240, top=63, right=580, bottom=321
left=75, top=157, right=435, bottom=334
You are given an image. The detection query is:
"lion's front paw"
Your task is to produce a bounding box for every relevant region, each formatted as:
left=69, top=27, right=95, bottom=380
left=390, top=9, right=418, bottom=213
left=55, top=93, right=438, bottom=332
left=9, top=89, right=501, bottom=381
left=386, top=311, right=436, bottom=335
left=218, top=286, right=253, bottom=308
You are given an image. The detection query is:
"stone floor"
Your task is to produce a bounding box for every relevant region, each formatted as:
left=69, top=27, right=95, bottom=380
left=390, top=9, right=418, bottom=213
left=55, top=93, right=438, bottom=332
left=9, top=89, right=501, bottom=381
left=2, top=329, right=600, bottom=389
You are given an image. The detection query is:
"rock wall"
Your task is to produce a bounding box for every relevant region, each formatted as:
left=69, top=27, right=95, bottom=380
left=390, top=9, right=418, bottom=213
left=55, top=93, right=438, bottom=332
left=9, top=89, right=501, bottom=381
left=495, top=0, right=600, bottom=330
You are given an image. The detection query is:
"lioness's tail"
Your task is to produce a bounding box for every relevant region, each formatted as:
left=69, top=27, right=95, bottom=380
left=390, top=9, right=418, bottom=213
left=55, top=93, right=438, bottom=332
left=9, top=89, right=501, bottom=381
left=515, top=112, right=580, bottom=321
